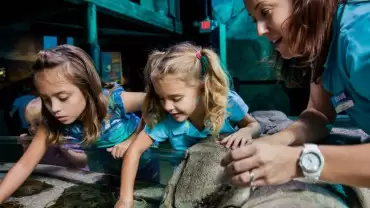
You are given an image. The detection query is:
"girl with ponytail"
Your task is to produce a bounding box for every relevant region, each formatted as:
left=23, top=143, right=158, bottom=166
left=115, top=42, right=261, bottom=208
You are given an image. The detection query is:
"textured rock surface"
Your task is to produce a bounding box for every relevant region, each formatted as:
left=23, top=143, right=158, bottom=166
left=1, top=164, right=163, bottom=207
left=160, top=134, right=249, bottom=208
left=250, top=110, right=293, bottom=135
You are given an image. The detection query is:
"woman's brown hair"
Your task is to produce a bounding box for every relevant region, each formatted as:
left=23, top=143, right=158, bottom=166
left=276, top=0, right=341, bottom=86
left=33, top=45, right=108, bottom=145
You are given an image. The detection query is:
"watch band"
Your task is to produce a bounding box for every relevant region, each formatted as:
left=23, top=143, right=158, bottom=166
left=299, top=144, right=325, bottom=181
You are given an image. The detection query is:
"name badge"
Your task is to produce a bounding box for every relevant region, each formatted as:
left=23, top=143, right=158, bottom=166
left=331, top=91, right=354, bottom=113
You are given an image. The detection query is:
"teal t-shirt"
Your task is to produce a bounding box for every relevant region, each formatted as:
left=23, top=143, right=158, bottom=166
left=63, top=86, right=139, bottom=148
left=62, top=86, right=153, bottom=172
left=323, top=1, right=370, bottom=135
left=144, top=90, right=250, bottom=151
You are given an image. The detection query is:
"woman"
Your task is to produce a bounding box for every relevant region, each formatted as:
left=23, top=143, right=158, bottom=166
left=221, top=0, right=370, bottom=192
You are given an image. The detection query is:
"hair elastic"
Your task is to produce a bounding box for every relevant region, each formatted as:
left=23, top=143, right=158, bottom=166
left=195, top=50, right=209, bottom=75
left=196, top=96, right=200, bottom=103
left=195, top=51, right=202, bottom=60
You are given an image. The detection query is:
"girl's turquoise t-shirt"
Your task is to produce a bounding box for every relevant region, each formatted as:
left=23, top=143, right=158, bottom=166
left=63, top=86, right=139, bottom=148
left=144, top=90, right=250, bottom=151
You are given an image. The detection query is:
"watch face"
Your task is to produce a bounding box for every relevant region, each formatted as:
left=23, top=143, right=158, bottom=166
left=301, top=152, right=321, bottom=173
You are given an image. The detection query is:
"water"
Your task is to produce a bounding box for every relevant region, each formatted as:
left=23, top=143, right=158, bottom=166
left=0, top=166, right=161, bottom=207
left=0, top=136, right=183, bottom=206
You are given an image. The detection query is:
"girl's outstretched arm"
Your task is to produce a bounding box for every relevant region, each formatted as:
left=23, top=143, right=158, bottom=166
left=236, top=114, right=261, bottom=138
left=0, top=124, right=49, bottom=203
left=219, top=114, right=261, bottom=149
left=120, top=91, right=146, bottom=113
left=115, top=130, right=154, bottom=208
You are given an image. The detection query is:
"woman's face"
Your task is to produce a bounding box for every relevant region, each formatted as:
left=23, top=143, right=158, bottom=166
left=245, top=0, right=296, bottom=59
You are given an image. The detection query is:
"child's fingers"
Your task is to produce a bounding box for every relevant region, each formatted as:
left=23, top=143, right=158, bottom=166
left=117, top=147, right=126, bottom=158
left=115, top=147, right=123, bottom=159
left=112, top=147, right=119, bottom=159
left=18, top=134, right=28, bottom=144
left=240, top=137, right=250, bottom=146
left=107, top=146, right=119, bottom=159
left=219, top=135, right=231, bottom=144
left=225, top=136, right=236, bottom=149
left=108, top=144, right=129, bottom=159
left=19, top=133, right=28, bottom=138
left=116, top=149, right=122, bottom=158
left=232, top=137, right=242, bottom=149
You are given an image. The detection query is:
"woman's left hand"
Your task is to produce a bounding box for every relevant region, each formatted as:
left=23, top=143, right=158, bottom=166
left=107, top=139, right=132, bottom=159
left=221, top=142, right=302, bottom=187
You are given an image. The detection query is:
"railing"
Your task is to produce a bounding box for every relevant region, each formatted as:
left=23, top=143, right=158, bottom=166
left=132, top=0, right=180, bottom=21
left=232, top=77, right=283, bottom=93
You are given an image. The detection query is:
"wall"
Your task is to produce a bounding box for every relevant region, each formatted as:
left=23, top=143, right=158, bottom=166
left=0, top=32, right=42, bottom=135
left=0, top=33, right=41, bottom=83
left=212, top=0, right=290, bottom=114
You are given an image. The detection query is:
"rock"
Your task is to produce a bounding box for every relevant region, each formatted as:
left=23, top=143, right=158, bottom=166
left=160, top=134, right=250, bottom=208
left=12, top=179, right=53, bottom=198
left=2, top=200, right=24, bottom=208
left=250, top=110, right=293, bottom=135
left=45, top=184, right=149, bottom=208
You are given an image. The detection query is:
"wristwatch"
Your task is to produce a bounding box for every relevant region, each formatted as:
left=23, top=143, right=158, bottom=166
left=298, top=144, right=325, bottom=181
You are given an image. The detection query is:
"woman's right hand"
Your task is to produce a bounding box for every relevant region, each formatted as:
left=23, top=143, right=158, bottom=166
left=114, top=199, right=134, bottom=208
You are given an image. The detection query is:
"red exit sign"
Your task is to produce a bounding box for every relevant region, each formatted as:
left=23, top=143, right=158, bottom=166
left=194, top=18, right=218, bottom=33
left=201, top=20, right=211, bottom=30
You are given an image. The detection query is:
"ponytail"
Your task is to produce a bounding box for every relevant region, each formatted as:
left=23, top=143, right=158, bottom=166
left=198, top=49, right=230, bottom=135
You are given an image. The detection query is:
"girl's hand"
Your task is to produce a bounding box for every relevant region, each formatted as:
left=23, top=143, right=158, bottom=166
left=18, top=134, right=30, bottom=151
left=114, top=199, right=134, bottom=208
left=107, top=139, right=132, bottom=159
left=218, top=129, right=253, bottom=149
